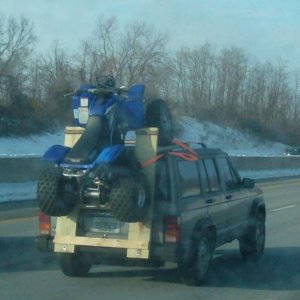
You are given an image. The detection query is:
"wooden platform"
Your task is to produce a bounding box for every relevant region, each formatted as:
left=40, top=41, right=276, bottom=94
left=54, top=127, right=158, bottom=259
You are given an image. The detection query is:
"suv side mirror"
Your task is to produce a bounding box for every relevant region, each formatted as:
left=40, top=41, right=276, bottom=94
left=241, top=178, right=255, bottom=189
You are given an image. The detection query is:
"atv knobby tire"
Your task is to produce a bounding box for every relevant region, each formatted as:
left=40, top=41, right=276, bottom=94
left=109, top=174, right=150, bottom=223
left=145, top=99, right=174, bottom=146
left=37, top=166, right=77, bottom=216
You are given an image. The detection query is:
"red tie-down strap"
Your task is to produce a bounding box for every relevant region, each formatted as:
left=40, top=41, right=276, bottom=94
left=141, top=139, right=198, bottom=168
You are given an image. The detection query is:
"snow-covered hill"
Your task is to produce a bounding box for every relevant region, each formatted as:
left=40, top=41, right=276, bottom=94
left=0, top=130, right=65, bottom=157
left=177, top=117, right=287, bottom=156
left=0, top=116, right=288, bottom=157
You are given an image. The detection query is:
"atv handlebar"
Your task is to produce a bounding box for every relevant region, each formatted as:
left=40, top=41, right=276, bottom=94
left=64, top=87, right=114, bottom=98
left=64, top=86, right=129, bottom=98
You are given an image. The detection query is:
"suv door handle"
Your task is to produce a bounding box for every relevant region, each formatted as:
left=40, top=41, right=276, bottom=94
left=225, top=195, right=232, bottom=200
left=206, top=198, right=216, bottom=204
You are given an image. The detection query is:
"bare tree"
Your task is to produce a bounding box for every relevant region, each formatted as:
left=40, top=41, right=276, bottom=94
left=74, top=16, right=169, bottom=94
left=175, top=44, right=217, bottom=116
left=0, top=15, right=36, bottom=105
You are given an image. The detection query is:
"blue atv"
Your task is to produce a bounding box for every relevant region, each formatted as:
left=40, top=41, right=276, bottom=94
left=37, top=76, right=174, bottom=222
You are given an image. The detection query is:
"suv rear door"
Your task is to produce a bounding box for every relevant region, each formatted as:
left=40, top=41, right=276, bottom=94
left=176, top=159, right=208, bottom=239
left=200, top=157, right=230, bottom=243
left=215, top=156, right=248, bottom=239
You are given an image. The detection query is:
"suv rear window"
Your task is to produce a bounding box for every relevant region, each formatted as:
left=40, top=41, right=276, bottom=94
left=215, top=157, right=239, bottom=191
left=177, top=160, right=201, bottom=198
left=156, top=159, right=170, bottom=201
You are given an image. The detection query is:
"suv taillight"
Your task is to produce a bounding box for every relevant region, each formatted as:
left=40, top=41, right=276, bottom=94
left=163, top=215, right=180, bottom=243
left=39, top=211, right=51, bottom=235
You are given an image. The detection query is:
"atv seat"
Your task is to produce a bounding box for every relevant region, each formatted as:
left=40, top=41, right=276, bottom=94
left=63, top=116, right=109, bottom=165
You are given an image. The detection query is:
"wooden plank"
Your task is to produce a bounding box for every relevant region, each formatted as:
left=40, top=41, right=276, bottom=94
left=54, top=126, right=83, bottom=253
left=127, top=127, right=158, bottom=259
left=54, top=207, right=79, bottom=253
left=54, top=236, right=149, bottom=249
left=64, top=126, right=85, bottom=134
left=64, top=126, right=84, bottom=148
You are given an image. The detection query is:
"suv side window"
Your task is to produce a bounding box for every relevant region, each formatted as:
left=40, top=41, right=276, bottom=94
left=156, top=159, right=170, bottom=201
left=215, top=157, right=239, bottom=191
left=202, top=158, right=220, bottom=193
left=177, top=160, right=201, bottom=198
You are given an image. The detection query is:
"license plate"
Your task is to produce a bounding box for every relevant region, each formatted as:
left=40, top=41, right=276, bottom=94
left=90, top=219, right=121, bottom=234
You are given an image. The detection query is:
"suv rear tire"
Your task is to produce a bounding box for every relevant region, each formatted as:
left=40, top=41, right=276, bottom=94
left=59, top=252, right=92, bottom=277
left=180, top=229, right=213, bottom=286
left=109, top=173, right=150, bottom=223
left=239, top=212, right=265, bottom=262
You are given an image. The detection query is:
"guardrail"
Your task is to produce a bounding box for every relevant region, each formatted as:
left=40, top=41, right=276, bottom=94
left=230, top=156, right=300, bottom=171
left=1, top=155, right=300, bottom=183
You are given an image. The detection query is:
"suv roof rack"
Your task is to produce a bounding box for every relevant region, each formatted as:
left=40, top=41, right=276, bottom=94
left=157, top=141, right=207, bottom=154
left=187, top=142, right=207, bottom=148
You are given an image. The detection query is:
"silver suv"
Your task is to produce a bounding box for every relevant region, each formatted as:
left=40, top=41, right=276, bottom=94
left=36, top=145, right=265, bottom=286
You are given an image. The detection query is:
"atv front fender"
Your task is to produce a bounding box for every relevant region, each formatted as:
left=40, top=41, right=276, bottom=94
left=42, top=145, right=70, bottom=164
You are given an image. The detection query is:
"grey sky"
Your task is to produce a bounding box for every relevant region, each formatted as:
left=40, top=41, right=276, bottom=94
left=1, top=0, right=300, bottom=67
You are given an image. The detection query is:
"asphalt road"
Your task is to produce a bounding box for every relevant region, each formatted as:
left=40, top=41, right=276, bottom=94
left=1, top=178, right=300, bottom=300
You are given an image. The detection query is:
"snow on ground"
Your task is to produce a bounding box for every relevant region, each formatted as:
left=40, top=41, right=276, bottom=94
left=0, top=116, right=296, bottom=203
left=0, top=130, right=65, bottom=157
left=177, top=116, right=287, bottom=156
left=0, top=116, right=288, bottom=157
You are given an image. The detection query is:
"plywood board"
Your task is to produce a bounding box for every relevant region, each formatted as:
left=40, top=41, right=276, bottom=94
left=54, top=235, right=148, bottom=249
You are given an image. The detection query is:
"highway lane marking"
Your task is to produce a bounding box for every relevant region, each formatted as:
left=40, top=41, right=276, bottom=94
left=258, top=178, right=300, bottom=188
left=0, top=216, right=36, bottom=223
left=260, top=181, right=300, bottom=191
left=271, top=204, right=296, bottom=212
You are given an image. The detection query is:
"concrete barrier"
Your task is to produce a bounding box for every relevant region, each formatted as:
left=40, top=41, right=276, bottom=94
left=0, top=156, right=45, bottom=183
left=230, top=156, right=300, bottom=171
left=1, top=155, right=300, bottom=183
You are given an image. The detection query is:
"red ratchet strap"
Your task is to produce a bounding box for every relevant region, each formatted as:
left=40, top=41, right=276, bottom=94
left=141, top=153, right=165, bottom=168
left=141, top=139, right=198, bottom=168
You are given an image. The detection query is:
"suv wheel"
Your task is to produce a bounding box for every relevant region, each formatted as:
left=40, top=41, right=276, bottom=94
left=180, top=229, right=213, bottom=286
left=108, top=173, right=150, bottom=223
left=59, top=252, right=92, bottom=277
left=239, top=212, right=265, bottom=262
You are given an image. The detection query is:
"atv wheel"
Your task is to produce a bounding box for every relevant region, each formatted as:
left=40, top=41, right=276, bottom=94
left=59, top=252, right=92, bottom=277
left=145, top=99, right=174, bottom=146
left=109, top=173, right=150, bottom=222
left=37, top=166, right=77, bottom=216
